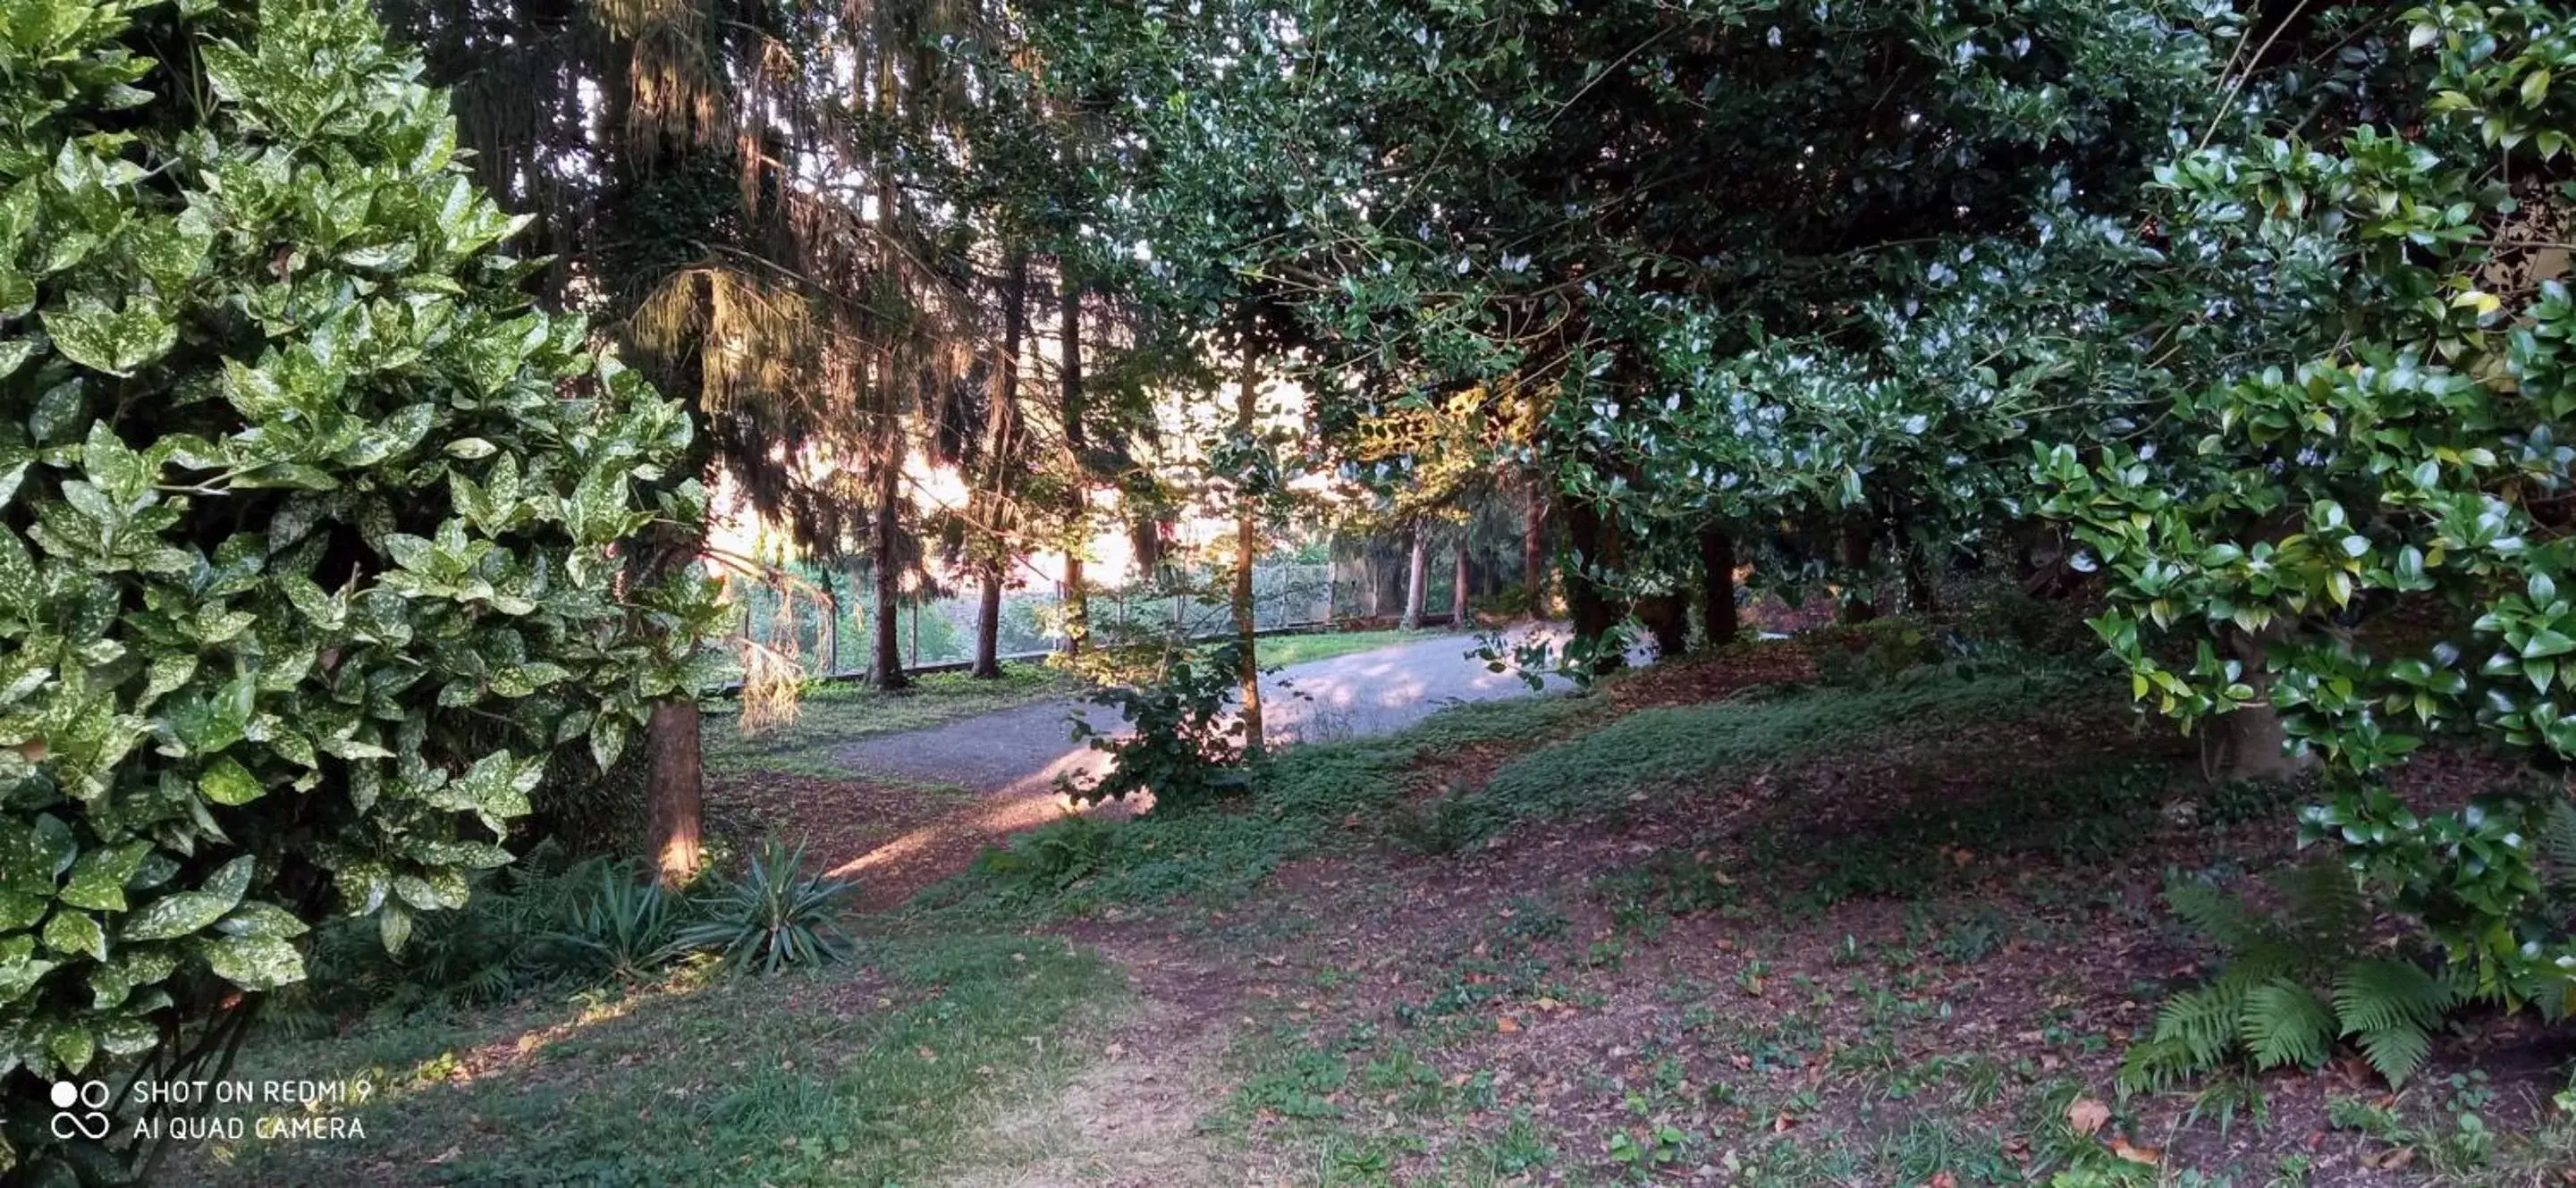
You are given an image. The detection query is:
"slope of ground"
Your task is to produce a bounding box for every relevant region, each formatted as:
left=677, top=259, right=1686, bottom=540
left=922, top=643, right=2576, bottom=1187
left=186, top=632, right=2576, bottom=1186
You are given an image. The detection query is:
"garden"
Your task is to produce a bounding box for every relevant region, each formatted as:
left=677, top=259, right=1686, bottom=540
left=8, top=0, right=2576, bottom=1184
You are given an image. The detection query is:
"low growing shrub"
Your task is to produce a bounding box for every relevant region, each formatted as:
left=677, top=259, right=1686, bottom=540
left=672, top=838, right=855, bottom=975
left=552, top=864, right=686, bottom=981
left=1063, top=640, right=1255, bottom=812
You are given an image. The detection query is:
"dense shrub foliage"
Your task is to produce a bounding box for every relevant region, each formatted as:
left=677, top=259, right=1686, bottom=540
left=2040, top=1, right=2576, bottom=1011
left=0, top=0, right=720, bottom=1173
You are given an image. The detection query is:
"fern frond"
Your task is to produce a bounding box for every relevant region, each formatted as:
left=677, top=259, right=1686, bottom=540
left=2155, top=982, right=2249, bottom=1068
left=2334, top=959, right=2457, bottom=1035
left=2168, top=881, right=2266, bottom=956
left=2240, top=979, right=2335, bottom=1070
left=2221, top=939, right=2304, bottom=986
left=2352, top=1019, right=2434, bottom=1087
left=2118, top=1036, right=2200, bottom=1094
left=2542, top=797, right=2576, bottom=892
left=2512, top=960, right=2576, bottom=1023
left=2271, top=861, right=2369, bottom=954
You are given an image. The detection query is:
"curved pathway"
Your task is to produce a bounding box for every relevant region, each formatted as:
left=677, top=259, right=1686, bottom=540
left=832, top=628, right=1585, bottom=796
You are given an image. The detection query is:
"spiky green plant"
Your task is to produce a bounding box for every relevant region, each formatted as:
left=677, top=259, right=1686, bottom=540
left=673, top=839, right=855, bottom=975
left=551, top=865, right=686, bottom=981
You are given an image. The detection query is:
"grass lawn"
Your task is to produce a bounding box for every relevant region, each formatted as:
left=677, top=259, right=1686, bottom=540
left=181, top=934, right=1124, bottom=1186
left=703, top=661, right=1077, bottom=776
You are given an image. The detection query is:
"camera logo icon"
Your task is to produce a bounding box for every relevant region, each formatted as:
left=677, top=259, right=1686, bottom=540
left=50, top=1081, right=111, bottom=1139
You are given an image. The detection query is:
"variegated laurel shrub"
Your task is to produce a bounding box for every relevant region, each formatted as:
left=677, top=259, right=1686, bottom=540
left=0, top=0, right=718, bottom=1172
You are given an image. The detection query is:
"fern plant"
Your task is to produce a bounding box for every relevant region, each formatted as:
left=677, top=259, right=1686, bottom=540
left=2124, top=862, right=2464, bottom=1090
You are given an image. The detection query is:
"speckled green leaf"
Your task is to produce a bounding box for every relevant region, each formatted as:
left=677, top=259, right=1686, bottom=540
left=120, top=855, right=251, bottom=940
left=200, top=932, right=302, bottom=990
left=57, top=841, right=148, bottom=911
left=0, top=892, right=45, bottom=931
left=196, top=755, right=265, bottom=805
left=96, top=1015, right=156, bottom=1056
left=46, top=1022, right=93, bottom=1074
left=215, top=900, right=308, bottom=939
left=39, top=910, right=104, bottom=962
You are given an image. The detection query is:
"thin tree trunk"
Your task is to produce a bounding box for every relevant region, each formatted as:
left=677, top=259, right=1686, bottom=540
left=868, top=70, right=910, bottom=690
left=1060, top=278, right=1091, bottom=657
left=1524, top=476, right=1549, bottom=618
left=1451, top=535, right=1471, bottom=627
left=1899, top=512, right=1938, bottom=613
left=1402, top=523, right=1429, bottom=630
left=628, top=511, right=705, bottom=889
left=972, top=248, right=1029, bottom=678
left=1838, top=515, right=1877, bottom=625
left=1232, top=338, right=1263, bottom=750
left=870, top=429, right=908, bottom=690
left=823, top=583, right=840, bottom=674
left=1699, top=526, right=1739, bottom=649
left=646, top=699, right=703, bottom=888
left=973, top=580, right=1003, bottom=675
left=1557, top=493, right=1626, bottom=673
left=1903, top=542, right=1938, bottom=612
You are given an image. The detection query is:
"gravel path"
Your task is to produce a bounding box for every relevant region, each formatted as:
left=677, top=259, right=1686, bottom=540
left=832, top=629, right=1586, bottom=796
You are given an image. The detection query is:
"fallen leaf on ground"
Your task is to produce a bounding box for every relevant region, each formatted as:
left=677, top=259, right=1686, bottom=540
left=1496, top=1015, right=1520, bottom=1033
left=2067, top=1097, right=2110, bottom=1136
left=2364, top=1147, right=2417, bottom=1171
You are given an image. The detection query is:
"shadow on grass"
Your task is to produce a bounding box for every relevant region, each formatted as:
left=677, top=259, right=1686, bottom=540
left=179, top=935, right=1122, bottom=1187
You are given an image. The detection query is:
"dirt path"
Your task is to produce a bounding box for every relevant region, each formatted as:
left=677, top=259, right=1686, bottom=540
left=935, top=932, right=1264, bottom=1188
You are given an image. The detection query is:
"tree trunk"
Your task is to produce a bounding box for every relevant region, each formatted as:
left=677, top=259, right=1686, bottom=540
left=1900, top=516, right=1938, bottom=613
left=627, top=498, right=706, bottom=889
left=823, top=577, right=840, bottom=675
left=1524, top=476, right=1549, bottom=619
left=1232, top=339, right=1263, bottom=749
left=646, top=699, right=703, bottom=889
left=972, top=579, right=1004, bottom=676
left=1838, top=515, right=1877, bottom=624
left=1557, top=493, right=1626, bottom=673
left=971, top=248, right=1029, bottom=679
left=1059, top=277, right=1091, bottom=657
left=2208, top=628, right=2311, bottom=781
left=1451, top=535, right=1471, bottom=627
left=1402, top=523, right=1429, bottom=630
left=1699, top=526, right=1738, bottom=649
left=1635, top=594, right=1688, bottom=655
left=869, top=431, right=908, bottom=690
left=1903, top=548, right=1938, bottom=612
